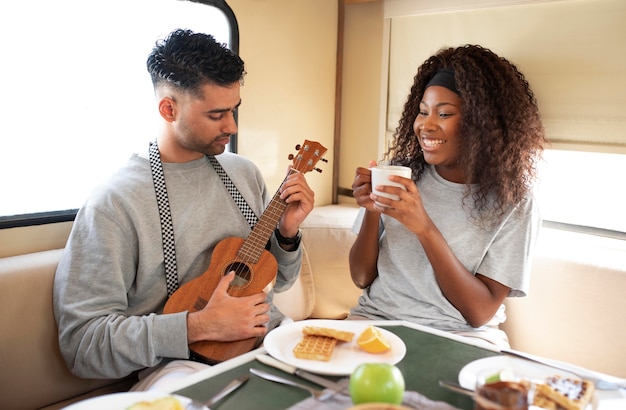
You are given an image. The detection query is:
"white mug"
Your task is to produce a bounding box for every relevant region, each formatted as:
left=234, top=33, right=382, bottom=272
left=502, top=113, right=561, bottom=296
left=370, top=165, right=412, bottom=207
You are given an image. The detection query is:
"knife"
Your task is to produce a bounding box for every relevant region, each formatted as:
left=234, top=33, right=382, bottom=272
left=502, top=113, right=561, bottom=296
left=186, top=374, right=249, bottom=410
left=501, top=349, right=626, bottom=390
left=255, top=354, right=349, bottom=394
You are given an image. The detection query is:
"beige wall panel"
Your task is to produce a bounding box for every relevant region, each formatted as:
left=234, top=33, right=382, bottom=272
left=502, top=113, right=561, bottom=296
left=229, top=0, right=338, bottom=205
left=339, top=1, right=385, bottom=195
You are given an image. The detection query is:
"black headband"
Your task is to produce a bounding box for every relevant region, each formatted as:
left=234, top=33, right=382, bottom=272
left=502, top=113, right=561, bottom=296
left=425, top=68, right=459, bottom=95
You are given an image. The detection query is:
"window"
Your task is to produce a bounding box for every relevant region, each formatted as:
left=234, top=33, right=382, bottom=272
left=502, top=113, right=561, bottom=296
left=536, top=150, right=626, bottom=236
left=0, top=0, right=236, bottom=223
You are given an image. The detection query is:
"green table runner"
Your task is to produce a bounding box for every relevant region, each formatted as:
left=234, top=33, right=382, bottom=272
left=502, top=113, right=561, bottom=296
left=174, top=325, right=499, bottom=409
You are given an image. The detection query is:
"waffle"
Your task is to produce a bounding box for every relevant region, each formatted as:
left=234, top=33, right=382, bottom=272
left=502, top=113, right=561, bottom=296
left=534, top=375, right=595, bottom=410
left=302, top=326, right=354, bottom=342
left=293, top=335, right=337, bottom=361
left=532, top=392, right=558, bottom=410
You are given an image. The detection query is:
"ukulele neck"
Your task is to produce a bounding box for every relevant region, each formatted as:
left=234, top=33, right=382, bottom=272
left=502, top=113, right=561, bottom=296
left=237, top=168, right=298, bottom=262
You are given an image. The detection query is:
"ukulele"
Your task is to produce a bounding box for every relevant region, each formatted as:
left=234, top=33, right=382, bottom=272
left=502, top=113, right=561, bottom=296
left=163, top=140, right=327, bottom=364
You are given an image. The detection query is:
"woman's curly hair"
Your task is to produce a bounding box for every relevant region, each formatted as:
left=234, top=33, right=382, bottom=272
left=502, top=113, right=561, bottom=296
left=388, top=44, right=546, bottom=223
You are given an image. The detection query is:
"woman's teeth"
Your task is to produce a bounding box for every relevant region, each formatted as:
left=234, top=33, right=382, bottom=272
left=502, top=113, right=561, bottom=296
left=422, top=138, right=444, bottom=147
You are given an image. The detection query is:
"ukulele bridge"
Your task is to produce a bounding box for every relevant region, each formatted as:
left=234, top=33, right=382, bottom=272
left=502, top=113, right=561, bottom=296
left=193, top=297, right=208, bottom=311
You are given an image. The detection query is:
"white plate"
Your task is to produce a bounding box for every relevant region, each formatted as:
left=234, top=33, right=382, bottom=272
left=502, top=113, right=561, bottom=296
left=458, top=356, right=613, bottom=410
left=458, top=355, right=580, bottom=390
left=62, top=392, right=200, bottom=410
left=263, top=319, right=406, bottom=376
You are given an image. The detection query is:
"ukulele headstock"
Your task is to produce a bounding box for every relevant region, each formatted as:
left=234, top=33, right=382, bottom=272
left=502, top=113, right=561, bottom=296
left=288, top=140, right=328, bottom=174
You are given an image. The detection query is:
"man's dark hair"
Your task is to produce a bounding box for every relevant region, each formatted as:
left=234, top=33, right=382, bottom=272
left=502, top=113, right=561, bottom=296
left=146, top=28, right=245, bottom=94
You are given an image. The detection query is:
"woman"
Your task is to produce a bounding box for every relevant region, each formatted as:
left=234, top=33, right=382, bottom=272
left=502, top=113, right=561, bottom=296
left=348, top=45, right=545, bottom=348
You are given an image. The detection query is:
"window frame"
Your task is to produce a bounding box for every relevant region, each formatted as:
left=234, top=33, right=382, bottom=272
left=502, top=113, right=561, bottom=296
left=0, top=0, right=239, bottom=230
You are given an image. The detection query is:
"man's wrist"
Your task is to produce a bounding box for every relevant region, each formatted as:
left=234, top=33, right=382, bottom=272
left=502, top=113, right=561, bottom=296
left=274, top=227, right=301, bottom=249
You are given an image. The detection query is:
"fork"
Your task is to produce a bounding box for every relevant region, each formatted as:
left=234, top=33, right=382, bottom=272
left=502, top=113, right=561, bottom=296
left=250, top=368, right=329, bottom=400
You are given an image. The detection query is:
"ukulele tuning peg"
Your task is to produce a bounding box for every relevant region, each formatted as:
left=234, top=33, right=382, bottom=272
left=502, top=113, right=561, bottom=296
left=288, top=154, right=295, bottom=160
left=314, top=168, right=323, bottom=173
left=295, top=144, right=302, bottom=151
left=320, top=158, right=329, bottom=163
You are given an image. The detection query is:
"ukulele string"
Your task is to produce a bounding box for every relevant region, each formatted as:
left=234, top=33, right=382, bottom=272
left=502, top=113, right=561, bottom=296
left=229, top=145, right=306, bottom=283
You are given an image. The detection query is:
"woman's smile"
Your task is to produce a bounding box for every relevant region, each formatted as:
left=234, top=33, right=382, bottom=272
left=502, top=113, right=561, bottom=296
left=420, top=136, right=446, bottom=150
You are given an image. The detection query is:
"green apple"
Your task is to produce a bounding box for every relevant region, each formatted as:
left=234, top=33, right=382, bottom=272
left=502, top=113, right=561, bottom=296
left=349, top=363, right=405, bottom=405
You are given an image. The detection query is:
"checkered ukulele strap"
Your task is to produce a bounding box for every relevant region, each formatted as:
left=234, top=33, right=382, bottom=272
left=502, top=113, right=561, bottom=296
left=148, top=141, right=179, bottom=297
left=206, top=156, right=258, bottom=229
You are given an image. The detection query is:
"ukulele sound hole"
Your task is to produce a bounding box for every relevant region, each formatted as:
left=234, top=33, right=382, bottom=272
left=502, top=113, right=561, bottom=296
left=225, top=262, right=252, bottom=288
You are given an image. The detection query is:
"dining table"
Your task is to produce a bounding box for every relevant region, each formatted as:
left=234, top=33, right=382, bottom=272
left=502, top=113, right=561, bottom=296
left=164, top=320, right=495, bottom=409
left=164, top=320, right=625, bottom=410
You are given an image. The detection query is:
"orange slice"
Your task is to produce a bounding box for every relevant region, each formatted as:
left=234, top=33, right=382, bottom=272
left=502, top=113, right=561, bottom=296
left=356, top=325, right=391, bottom=354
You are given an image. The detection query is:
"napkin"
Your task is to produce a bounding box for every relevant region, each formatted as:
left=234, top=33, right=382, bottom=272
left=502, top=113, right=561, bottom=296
left=286, top=390, right=461, bottom=410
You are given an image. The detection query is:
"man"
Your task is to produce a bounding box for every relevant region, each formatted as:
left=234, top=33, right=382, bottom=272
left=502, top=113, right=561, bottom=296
left=53, top=29, right=314, bottom=387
